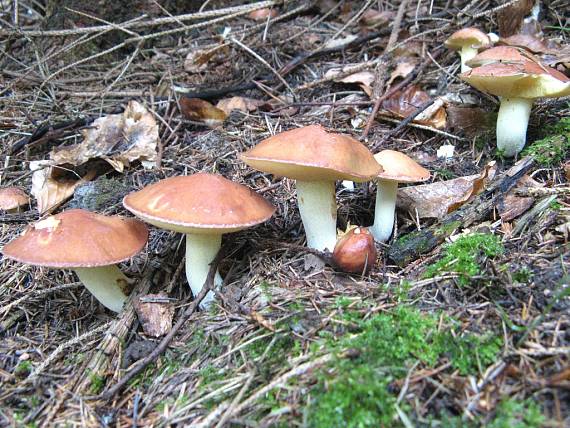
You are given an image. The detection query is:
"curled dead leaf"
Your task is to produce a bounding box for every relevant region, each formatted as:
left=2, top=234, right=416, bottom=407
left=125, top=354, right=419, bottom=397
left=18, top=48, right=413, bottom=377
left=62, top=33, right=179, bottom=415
left=325, top=68, right=375, bottom=97
left=397, top=162, right=497, bottom=218
left=216, top=96, right=265, bottom=115
left=134, top=293, right=175, bottom=337
left=386, top=61, right=417, bottom=87
left=180, top=98, right=227, bottom=127
left=360, top=9, right=395, bottom=28
left=499, top=34, right=551, bottom=54
left=382, top=85, right=446, bottom=129
left=446, top=106, right=496, bottom=137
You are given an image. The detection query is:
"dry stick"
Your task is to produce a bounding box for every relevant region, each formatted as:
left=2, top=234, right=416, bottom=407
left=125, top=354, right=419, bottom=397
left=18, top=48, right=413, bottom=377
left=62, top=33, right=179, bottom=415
left=388, top=156, right=536, bottom=266
left=98, top=248, right=226, bottom=401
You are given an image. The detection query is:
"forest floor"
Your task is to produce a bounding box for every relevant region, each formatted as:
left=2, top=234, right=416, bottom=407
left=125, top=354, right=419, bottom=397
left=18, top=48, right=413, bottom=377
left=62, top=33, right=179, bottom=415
left=1, top=1, right=569, bottom=427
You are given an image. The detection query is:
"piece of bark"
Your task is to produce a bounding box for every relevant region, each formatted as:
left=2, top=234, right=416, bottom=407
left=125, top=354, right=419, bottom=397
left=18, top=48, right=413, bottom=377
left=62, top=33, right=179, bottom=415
left=388, top=157, right=535, bottom=266
left=134, top=293, right=175, bottom=337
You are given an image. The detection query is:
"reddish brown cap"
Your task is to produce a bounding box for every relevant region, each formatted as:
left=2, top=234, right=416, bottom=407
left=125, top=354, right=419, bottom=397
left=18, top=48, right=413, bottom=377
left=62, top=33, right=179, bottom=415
left=0, top=187, right=29, bottom=212
left=240, top=125, right=382, bottom=182
left=465, top=46, right=539, bottom=68
left=460, top=60, right=570, bottom=99
left=445, top=28, right=490, bottom=50
left=333, top=226, right=376, bottom=274
left=3, top=209, right=148, bottom=268
left=123, top=173, right=275, bottom=234
left=374, top=150, right=430, bottom=183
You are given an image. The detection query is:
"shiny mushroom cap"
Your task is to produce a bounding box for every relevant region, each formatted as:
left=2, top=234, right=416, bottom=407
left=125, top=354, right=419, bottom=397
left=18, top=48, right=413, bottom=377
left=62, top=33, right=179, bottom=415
left=374, top=150, right=430, bottom=183
left=0, top=187, right=29, bottom=212
left=460, top=60, right=570, bottom=99
left=445, top=28, right=491, bottom=50
left=240, top=125, right=383, bottom=182
left=3, top=209, right=148, bottom=268
left=465, top=46, right=538, bottom=68
left=123, top=173, right=275, bottom=234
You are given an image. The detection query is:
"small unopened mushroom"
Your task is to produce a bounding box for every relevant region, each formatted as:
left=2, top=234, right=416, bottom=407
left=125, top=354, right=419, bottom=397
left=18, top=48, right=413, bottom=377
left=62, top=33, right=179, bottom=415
left=460, top=57, right=570, bottom=157
left=123, top=173, right=275, bottom=307
left=3, top=209, right=148, bottom=312
left=333, top=226, right=376, bottom=274
left=370, top=150, right=430, bottom=242
left=0, top=187, right=29, bottom=213
left=444, top=28, right=491, bottom=72
left=240, top=125, right=382, bottom=251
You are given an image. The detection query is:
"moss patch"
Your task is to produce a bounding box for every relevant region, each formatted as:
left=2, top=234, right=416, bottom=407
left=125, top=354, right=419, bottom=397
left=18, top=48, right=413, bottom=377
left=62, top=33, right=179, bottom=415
left=523, top=116, right=570, bottom=167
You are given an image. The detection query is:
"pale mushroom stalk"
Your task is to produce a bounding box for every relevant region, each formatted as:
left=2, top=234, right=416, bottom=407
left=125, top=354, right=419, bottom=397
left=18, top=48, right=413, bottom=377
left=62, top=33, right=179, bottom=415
left=459, top=46, right=479, bottom=72
left=74, top=266, right=129, bottom=313
left=496, top=97, right=533, bottom=157
left=370, top=179, right=398, bottom=242
left=296, top=180, right=337, bottom=251
left=185, top=233, right=222, bottom=306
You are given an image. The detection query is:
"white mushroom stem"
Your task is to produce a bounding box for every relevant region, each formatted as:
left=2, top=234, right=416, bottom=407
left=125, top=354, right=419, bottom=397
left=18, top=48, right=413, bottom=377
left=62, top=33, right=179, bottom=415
left=459, top=46, right=479, bottom=72
left=370, top=179, right=398, bottom=242
left=496, top=97, right=534, bottom=157
left=74, top=265, right=129, bottom=313
left=296, top=180, right=337, bottom=251
left=185, top=232, right=222, bottom=308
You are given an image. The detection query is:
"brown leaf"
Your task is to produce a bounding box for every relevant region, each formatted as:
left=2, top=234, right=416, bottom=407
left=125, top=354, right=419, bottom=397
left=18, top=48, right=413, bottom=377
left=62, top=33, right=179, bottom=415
left=50, top=101, right=158, bottom=172
left=497, top=0, right=535, bottom=37
left=386, top=61, right=417, bottom=87
left=30, top=161, right=95, bottom=214
left=563, top=161, right=570, bottom=181
left=216, top=96, right=265, bottom=115
left=248, top=8, right=278, bottom=21
left=382, top=85, right=447, bottom=129
left=360, top=9, right=395, bottom=28
left=134, top=293, right=174, bottom=337
left=250, top=310, right=275, bottom=331
left=499, top=194, right=535, bottom=222
left=446, top=106, right=496, bottom=137
left=184, top=49, right=216, bottom=73
left=499, top=34, right=550, bottom=54
left=180, top=98, right=227, bottom=127
left=325, top=68, right=375, bottom=97
left=397, top=162, right=497, bottom=218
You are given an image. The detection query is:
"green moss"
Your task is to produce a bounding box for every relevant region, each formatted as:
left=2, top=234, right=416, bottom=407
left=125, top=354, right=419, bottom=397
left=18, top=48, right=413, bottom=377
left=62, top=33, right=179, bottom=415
left=14, top=360, right=32, bottom=376
left=512, top=267, right=533, bottom=283
left=425, top=233, right=503, bottom=286
left=89, top=372, right=106, bottom=394
left=523, top=116, right=570, bottom=167
left=488, top=398, right=545, bottom=428
left=440, top=332, right=502, bottom=375
left=434, top=168, right=456, bottom=180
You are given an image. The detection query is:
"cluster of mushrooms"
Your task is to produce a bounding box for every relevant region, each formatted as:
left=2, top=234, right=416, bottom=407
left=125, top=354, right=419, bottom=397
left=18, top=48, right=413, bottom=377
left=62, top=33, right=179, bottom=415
left=3, top=125, right=430, bottom=312
left=3, top=27, right=569, bottom=314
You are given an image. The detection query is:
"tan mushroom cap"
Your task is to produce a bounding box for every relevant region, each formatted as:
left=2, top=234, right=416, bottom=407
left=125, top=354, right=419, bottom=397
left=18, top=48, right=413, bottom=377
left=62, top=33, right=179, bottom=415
left=123, top=173, right=275, bottom=234
left=0, top=187, right=29, bottom=211
left=460, top=60, right=570, bottom=99
left=465, top=46, right=539, bottom=68
left=374, top=150, right=430, bottom=183
left=3, top=209, right=148, bottom=268
left=445, top=28, right=491, bottom=50
left=240, top=125, right=383, bottom=181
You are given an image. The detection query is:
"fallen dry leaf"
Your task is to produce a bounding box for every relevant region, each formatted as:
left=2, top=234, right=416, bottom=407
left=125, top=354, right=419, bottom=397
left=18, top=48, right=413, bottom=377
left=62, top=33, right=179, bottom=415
left=397, top=162, right=497, bottom=218
left=248, top=8, right=278, bottom=21
left=216, top=96, right=265, bottom=115
left=499, top=194, right=535, bottom=222
left=446, top=105, right=496, bottom=137
left=134, top=293, right=175, bottom=337
left=563, top=161, right=570, bottom=181
left=386, top=61, right=417, bottom=87
left=184, top=49, right=217, bottom=73
left=382, top=85, right=446, bottom=129
left=497, top=0, right=534, bottom=37
left=325, top=68, right=375, bottom=97
left=360, top=9, right=395, bottom=28
left=250, top=310, right=275, bottom=331
left=180, top=98, right=228, bottom=127
left=50, top=101, right=158, bottom=172
left=30, top=161, right=95, bottom=214
left=499, top=34, right=551, bottom=54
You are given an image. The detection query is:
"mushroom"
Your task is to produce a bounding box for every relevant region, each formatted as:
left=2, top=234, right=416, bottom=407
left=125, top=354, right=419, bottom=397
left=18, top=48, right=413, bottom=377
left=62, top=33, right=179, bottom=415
left=465, top=46, right=537, bottom=68
left=333, top=226, right=376, bottom=274
left=240, top=125, right=382, bottom=251
left=0, top=187, right=29, bottom=213
left=123, top=173, right=275, bottom=307
left=370, top=150, right=430, bottom=242
left=2, top=209, right=148, bottom=312
left=460, top=59, right=570, bottom=157
left=444, top=28, right=491, bottom=72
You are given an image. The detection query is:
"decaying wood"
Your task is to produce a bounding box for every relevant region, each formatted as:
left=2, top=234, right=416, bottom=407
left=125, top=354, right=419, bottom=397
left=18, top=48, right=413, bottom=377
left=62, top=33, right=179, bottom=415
left=388, top=157, right=536, bottom=266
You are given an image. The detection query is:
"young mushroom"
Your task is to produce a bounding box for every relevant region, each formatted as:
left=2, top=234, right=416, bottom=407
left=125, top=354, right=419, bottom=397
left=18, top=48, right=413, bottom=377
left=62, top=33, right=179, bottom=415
left=370, top=150, right=430, bottom=242
left=0, top=187, right=30, bottom=213
left=123, top=173, right=275, bottom=307
left=444, top=28, right=491, bottom=72
left=2, top=209, right=148, bottom=312
left=333, top=226, right=376, bottom=274
left=240, top=125, right=382, bottom=251
left=460, top=58, right=570, bottom=157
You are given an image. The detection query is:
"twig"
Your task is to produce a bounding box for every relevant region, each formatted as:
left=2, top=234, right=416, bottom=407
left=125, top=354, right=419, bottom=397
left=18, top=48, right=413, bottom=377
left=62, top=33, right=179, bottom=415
left=384, top=0, right=410, bottom=53
left=97, top=247, right=227, bottom=401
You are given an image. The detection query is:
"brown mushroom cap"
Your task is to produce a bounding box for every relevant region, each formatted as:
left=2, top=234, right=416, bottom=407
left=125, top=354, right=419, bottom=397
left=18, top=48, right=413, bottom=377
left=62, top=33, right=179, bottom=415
left=3, top=209, right=148, bottom=268
left=460, top=60, right=570, bottom=99
left=239, top=125, right=383, bottom=182
left=374, top=150, right=430, bottom=183
left=123, top=173, right=275, bottom=234
left=445, top=28, right=491, bottom=50
left=465, top=46, right=539, bottom=68
left=0, top=187, right=29, bottom=211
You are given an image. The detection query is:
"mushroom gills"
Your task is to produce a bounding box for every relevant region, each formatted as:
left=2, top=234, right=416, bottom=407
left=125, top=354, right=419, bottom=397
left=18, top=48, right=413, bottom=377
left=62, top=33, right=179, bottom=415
left=296, top=180, right=338, bottom=251
left=370, top=179, right=398, bottom=242
left=185, top=232, right=222, bottom=308
left=74, top=265, right=129, bottom=313
left=496, top=97, right=533, bottom=157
